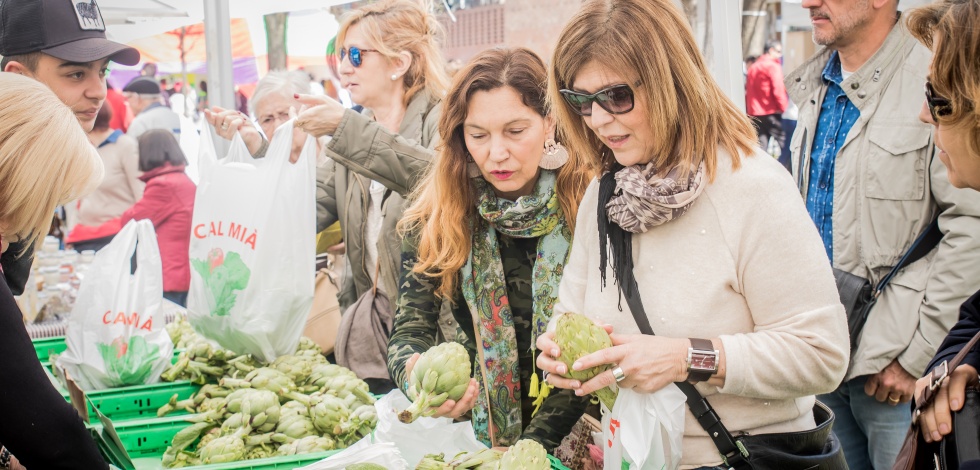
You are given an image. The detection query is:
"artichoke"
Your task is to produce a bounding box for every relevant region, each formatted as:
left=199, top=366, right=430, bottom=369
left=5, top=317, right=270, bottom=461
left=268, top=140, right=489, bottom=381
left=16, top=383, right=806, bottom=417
left=347, top=464, right=388, bottom=470
left=226, top=389, right=281, bottom=433
left=415, top=454, right=451, bottom=470
left=245, top=444, right=275, bottom=460
left=321, top=374, right=376, bottom=408
left=451, top=448, right=504, bottom=469
left=310, top=391, right=351, bottom=436
left=198, top=427, right=249, bottom=464
left=554, top=312, right=617, bottom=409
left=498, top=439, right=549, bottom=470
left=304, top=363, right=355, bottom=393
left=275, top=412, right=316, bottom=440
left=271, top=354, right=321, bottom=383
left=280, top=400, right=310, bottom=419
left=276, top=435, right=336, bottom=456
left=399, top=342, right=471, bottom=423
left=221, top=367, right=310, bottom=405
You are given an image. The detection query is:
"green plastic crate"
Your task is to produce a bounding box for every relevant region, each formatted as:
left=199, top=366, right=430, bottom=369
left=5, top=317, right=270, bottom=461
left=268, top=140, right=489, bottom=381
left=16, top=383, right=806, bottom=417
left=33, top=336, right=67, bottom=362
left=60, top=380, right=201, bottom=422
left=112, top=415, right=339, bottom=469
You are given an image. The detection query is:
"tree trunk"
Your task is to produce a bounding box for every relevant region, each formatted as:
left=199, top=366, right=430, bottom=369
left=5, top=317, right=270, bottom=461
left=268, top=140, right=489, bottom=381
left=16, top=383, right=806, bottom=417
left=741, top=0, right=768, bottom=59
left=265, top=13, right=289, bottom=71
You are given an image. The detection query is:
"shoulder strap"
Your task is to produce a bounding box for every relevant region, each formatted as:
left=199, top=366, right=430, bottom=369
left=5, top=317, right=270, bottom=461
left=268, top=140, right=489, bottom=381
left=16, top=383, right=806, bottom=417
left=619, top=258, right=752, bottom=468
left=874, top=218, right=942, bottom=295
left=915, top=329, right=980, bottom=421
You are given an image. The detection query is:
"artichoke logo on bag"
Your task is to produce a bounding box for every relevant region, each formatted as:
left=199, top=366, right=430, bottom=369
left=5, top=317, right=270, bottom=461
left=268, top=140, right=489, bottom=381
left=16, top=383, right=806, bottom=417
left=191, top=248, right=252, bottom=316
left=97, top=335, right=161, bottom=384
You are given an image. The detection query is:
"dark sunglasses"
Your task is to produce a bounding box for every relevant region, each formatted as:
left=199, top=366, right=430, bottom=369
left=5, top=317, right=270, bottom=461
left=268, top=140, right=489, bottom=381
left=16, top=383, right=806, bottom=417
left=925, top=81, right=953, bottom=121
left=339, top=46, right=379, bottom=68
left=559, top=84, right=636, bottom=116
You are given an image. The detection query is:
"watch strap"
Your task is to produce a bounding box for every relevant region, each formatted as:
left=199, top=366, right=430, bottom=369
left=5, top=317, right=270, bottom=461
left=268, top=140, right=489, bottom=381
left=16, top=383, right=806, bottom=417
left=688, top=337, right=716, bottom=383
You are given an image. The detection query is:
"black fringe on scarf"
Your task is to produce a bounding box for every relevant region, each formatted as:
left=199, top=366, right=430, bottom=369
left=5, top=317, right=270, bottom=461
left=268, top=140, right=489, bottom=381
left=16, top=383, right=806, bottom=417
left=597, top=164, right=632, bottom=311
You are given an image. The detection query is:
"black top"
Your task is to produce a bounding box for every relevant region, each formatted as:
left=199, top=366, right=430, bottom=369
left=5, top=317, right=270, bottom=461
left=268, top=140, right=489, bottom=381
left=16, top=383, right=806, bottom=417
left=926, top=289, right=980, bottom=376
left=0, top=273, right=107, bottom=468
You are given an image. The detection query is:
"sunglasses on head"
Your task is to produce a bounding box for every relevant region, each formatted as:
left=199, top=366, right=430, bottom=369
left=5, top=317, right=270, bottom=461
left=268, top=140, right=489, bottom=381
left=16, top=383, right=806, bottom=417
left=925, top=81, right=953, bottom=121
left=559, top=84, right=636, bottom=116
left=339, top=46, right=379, bottom=68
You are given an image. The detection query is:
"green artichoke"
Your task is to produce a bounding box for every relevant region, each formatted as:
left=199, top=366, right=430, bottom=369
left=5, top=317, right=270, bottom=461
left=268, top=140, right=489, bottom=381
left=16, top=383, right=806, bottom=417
left=450, top=448, right=504, bottom=469
left=276, top=435, right=335, bottom=456
left=399, top=342, right=471, bottom=423
left=309, top=391, right=351, bottom=436
left=554, top=312, right=617, bottom=409
left=198, top=427, right=248, bottom=464
left=498, top=439, right=549, bottom=470
left=275, top=412, right=316, bottom=440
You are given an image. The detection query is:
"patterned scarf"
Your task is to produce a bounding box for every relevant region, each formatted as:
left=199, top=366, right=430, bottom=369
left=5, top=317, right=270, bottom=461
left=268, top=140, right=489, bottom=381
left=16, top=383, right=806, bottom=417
left=461, top=170, right=571, bottom=447
left=606, top=160, right=706, bottom=233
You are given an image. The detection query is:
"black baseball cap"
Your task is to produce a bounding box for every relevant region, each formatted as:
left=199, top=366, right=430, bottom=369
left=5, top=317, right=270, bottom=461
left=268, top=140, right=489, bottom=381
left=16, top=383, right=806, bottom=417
left=0, top=0, right=140, bottom=66
left=123, top=76, right=160, bottom=94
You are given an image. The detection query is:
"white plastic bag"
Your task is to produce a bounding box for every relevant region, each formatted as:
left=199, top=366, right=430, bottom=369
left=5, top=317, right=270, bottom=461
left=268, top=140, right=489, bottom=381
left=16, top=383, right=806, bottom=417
left=604, top=385, right=687, bottom=470
left=360, top=390, right=485, bottom=467
left=187, top=119, right=316, bottom=362
left=297, top=442, right=409, bottom=470
left=58, top=220, right=174, bottom=390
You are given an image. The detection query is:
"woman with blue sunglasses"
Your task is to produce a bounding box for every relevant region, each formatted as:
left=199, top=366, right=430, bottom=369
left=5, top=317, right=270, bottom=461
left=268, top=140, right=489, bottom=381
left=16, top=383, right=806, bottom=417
left=207, top=0, right=456, bottom=394
left=534, top=0, right=849, bottom=467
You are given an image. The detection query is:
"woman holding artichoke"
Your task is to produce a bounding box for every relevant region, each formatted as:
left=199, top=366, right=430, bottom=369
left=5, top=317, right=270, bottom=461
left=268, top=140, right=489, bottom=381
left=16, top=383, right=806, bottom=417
left=389, top=47, right=594, bottom=450
left=534, top=0, right=850, bottom=468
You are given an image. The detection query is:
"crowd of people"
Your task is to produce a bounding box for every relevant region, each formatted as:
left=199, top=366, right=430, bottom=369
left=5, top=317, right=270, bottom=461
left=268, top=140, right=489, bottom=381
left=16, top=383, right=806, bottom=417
left=1, top=0, right=979, bottom=468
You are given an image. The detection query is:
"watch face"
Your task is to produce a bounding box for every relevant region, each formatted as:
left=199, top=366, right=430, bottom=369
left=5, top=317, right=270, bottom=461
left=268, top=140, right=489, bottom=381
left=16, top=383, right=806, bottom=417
left=691, top=351, right=717, bottom=371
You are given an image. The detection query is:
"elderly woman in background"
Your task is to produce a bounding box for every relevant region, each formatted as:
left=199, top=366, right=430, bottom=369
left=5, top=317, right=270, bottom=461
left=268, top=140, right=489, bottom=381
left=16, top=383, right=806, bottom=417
left=534, top=0, right=849, bottom=468
left=66, top=103, right=144, bottom=252
left=904, top=0, right=980, bottom=446
left=207, top=0, right=452, bottom=393
left=0, top=73, right=107, bottom=469
left=391, top=47, right=594, bottom=450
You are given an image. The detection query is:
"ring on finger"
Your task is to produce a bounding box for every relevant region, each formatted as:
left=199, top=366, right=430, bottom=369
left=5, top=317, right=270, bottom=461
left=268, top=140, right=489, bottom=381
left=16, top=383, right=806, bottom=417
left=888, top=394, right=901, bottom=404
left=220, top=122, right=229, bottom=130
left=611, top=366, right=626, bottom=383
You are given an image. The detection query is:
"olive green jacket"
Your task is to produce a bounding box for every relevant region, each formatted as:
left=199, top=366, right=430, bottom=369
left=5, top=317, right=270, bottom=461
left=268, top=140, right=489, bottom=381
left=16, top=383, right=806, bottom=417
left=317, top=91, right=459, bottom=341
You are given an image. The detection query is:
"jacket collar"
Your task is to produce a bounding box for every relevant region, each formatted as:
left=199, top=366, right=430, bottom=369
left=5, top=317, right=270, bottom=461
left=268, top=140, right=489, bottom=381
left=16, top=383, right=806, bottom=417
left=139, top=163, right=186, bottom=182
left=361, top=89, right=439, bottom=143
left=786, top=13, right=915, bottom=109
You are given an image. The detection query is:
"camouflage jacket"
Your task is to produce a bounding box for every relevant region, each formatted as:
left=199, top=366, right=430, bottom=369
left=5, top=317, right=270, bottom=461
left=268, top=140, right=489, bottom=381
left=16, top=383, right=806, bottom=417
left=388, top=233, right=589, bottom=449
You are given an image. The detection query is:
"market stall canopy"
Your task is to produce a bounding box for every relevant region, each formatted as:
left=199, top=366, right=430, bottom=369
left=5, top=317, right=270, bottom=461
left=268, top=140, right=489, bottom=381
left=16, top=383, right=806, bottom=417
left=99, top=0, right=353, bottom=43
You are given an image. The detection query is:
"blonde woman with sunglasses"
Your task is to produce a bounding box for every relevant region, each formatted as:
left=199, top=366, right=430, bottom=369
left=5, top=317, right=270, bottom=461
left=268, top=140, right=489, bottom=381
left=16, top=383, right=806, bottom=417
left=534, top=1, right=849, bottom=467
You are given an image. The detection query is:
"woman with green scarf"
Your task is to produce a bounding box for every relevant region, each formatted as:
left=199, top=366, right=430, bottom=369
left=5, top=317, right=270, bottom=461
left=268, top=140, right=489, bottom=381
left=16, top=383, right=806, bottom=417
left=389, top=47, right=594, bottom=450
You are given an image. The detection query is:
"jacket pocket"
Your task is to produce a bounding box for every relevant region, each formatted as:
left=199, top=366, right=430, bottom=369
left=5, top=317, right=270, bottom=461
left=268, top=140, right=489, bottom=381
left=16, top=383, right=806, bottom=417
left=865, top=124, right=930, bottom=201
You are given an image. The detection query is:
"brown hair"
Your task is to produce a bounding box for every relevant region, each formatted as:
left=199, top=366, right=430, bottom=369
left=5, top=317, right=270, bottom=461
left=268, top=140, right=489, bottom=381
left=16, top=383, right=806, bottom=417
left=548, top=0, right=757, bottom=180
left=138, top=130, right=187, bottom=172
left=907, top=0, right=980, bottom=159
left=0, top=52, right=41, bottom=72
left=399, top=47, right=593, bottom=299
left=337, top=0, right=450, bottom=105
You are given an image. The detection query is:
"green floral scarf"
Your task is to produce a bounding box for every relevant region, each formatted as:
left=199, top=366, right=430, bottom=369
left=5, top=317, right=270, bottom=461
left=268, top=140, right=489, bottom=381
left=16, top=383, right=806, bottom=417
left=461, top=170, right=571, bottom=447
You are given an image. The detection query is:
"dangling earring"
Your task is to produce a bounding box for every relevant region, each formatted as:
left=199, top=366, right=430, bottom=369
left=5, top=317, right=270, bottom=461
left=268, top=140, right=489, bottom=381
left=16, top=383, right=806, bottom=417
left=539, top=138, right=569, bottom=170
left=391, top=74, right=399, bottom=81
left=467, top=154, right=482, bottom=178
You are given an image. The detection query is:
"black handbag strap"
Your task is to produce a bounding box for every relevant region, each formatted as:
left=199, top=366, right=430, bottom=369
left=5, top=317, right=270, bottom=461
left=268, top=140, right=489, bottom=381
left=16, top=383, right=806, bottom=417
left=873, top=218, right=942, bottom=296
left=620, top=265, right=752, bottom=469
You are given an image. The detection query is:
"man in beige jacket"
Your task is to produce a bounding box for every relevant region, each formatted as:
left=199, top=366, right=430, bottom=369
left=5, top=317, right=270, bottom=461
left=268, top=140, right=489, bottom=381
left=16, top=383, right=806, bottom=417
left=787, top=0, right=980, bottom=468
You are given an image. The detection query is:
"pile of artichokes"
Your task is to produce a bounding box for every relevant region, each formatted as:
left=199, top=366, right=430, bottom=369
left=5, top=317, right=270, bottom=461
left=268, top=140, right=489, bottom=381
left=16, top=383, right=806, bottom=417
left=157, top=318, right=377, bottom=468
left=414, top=439, right=550, bottom=470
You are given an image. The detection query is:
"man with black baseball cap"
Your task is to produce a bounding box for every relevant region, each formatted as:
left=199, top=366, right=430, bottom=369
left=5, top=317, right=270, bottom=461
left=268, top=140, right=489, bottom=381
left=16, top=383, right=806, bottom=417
left=0, top=0, right=141, bottom=299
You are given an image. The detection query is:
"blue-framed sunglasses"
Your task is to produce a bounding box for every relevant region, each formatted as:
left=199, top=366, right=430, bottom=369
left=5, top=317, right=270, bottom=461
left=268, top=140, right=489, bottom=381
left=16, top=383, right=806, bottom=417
left=559, top=84, right=636, bottom=116
left=339, top=46, right=380, bottom=68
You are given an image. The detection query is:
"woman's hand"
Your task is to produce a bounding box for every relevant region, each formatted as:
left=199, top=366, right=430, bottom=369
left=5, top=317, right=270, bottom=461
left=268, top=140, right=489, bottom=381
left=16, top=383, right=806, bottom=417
left=572, top=335, right=690, bottom=396
left=294, top=94, right=347, bottom=138
left=536, top=331, right=581, bottom=390
left=204, top=107, right=264, bottom=156
left=405, top=352, right=479, bottom=419
left=915, top=363, right=979, bottom=443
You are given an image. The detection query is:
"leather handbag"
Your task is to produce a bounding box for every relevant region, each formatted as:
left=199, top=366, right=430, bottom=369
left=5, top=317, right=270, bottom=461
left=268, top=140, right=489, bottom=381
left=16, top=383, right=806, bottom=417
left=833, top=218, right=942, bottom=347
left=302, top=267, right=343, bottom=355
left=894, top=330, right=980, bottom=470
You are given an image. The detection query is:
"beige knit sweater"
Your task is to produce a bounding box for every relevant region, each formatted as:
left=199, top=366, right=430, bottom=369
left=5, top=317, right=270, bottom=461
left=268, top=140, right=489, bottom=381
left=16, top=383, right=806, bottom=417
left=77, top=133, right=144, bottom=227
left=554, top=149, right=849, bottom=467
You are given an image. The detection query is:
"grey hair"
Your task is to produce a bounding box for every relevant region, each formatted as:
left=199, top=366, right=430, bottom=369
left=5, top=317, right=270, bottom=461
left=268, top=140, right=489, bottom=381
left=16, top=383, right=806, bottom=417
left=249, top=71, right=312, bottom=116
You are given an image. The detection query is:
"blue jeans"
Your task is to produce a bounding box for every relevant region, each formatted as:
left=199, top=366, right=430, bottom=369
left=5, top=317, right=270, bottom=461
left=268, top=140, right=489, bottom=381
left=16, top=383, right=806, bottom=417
left=819, top=375, right=912, bottom=469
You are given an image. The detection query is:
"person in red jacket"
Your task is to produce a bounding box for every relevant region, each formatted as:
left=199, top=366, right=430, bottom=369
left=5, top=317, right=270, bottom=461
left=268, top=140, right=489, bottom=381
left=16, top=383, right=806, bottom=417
left=120, top=129, right=196, bottom=306
left=745, top=41, right=789, bottom=154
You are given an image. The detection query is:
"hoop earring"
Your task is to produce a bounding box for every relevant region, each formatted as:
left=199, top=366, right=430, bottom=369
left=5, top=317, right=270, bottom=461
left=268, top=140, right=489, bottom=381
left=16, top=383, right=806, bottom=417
left=539, top=138, right=569, bottom=170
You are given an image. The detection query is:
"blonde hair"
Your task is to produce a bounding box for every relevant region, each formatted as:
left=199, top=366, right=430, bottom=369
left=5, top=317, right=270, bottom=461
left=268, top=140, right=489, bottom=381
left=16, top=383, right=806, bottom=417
left=907, top=0, right=980, bottom=160
left=337, top=0, right=450, bottom=104
left=548, top=0, right=757, bottom=180
left=400, top=48, right=593, bottom=299
left=0, top=73, right=103, bottom=254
